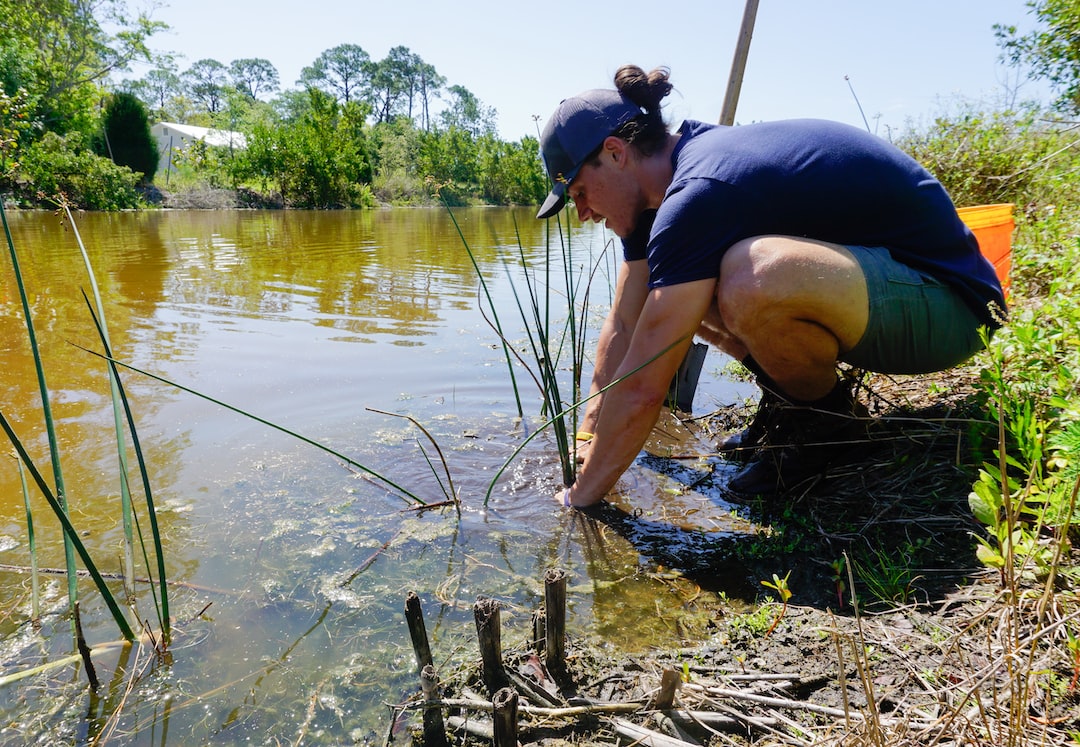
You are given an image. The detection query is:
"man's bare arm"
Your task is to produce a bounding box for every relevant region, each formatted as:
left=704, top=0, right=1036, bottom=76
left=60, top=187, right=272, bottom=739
left=565, top=278, right=716, bottom=506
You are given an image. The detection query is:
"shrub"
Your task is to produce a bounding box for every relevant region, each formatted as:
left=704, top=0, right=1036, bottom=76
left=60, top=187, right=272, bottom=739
left=896, top=106, right=1080, bottom=209
left=96, top=92, right=158, bottom=185
left=18, top=131, right=142, bottom=209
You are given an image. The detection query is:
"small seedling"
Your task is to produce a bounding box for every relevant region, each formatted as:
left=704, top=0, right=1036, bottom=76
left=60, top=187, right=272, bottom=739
left=760, top=571, right=793, bottom=638
left=828, top=557, right=846, bottom=609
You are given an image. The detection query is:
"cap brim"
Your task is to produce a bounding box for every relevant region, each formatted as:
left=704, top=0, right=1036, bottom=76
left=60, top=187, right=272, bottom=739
left=536, top=185, right=566, bottom=219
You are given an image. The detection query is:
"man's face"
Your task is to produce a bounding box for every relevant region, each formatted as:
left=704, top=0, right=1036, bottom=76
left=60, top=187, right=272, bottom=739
left=566, top=140, right=640, bottom=239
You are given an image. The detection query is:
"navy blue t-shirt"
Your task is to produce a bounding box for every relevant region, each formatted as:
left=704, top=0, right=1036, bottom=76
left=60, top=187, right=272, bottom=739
left=622, top=119, right=1005, bottom=325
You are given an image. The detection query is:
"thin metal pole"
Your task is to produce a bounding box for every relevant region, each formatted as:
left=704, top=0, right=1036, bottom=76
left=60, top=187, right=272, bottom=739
left=719, top=0, right=760, bottom=126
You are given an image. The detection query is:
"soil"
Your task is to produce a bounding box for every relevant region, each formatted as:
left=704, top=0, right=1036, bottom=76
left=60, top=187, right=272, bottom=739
left=141, top=184, right=285, bottom=209
left=417, top=368, right=1080, bottom=746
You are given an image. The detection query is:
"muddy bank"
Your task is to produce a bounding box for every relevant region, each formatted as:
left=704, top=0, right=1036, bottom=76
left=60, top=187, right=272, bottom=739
left=399, top=368, right=1080, bottom=745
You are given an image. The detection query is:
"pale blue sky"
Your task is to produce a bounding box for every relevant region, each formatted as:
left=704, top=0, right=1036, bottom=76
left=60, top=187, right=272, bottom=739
left=137, top=0, right=1049, bottom=140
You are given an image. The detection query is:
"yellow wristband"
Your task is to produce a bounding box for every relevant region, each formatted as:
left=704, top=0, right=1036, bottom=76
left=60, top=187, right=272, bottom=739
left=575, top=431, right=594, bottom=442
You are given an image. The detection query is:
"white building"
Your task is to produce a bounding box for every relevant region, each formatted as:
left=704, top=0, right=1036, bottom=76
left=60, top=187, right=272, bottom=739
left=151, top=122, right=247, bottom=173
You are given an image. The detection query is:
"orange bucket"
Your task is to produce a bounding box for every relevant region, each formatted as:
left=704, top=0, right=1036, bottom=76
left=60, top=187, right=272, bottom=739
left=957, top=203, right=1015, bottom=294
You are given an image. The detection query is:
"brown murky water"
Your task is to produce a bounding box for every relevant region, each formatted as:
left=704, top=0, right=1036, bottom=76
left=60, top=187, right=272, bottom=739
left=0, top=207, right=754, bottom=744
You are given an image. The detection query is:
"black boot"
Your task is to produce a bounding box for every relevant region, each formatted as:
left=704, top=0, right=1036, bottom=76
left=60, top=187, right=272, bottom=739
left=716, top=356, right=784, bottom=462
left=727, top=376, right=867, bottom=496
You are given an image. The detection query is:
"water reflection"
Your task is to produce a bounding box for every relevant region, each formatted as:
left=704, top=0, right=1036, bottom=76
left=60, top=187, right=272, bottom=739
left=0, top=207, right=754, bottom=744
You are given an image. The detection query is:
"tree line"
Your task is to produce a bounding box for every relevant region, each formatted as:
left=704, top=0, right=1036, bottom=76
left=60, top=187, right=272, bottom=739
left=4, top=0, right=1080, bottom=211
left=0, top=0, right=547, bottom=210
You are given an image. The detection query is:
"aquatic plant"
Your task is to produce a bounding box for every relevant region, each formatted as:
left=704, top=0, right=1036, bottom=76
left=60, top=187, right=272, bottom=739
left=1, top=199, right=81, bottom=639
left=444, top=201, right=603, bottom=496
left=74, top=346, right=429, bottom=508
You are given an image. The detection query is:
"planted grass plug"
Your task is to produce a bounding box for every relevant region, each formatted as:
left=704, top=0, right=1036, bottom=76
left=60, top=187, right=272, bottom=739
left=537, top=64, right=1005, bottom=507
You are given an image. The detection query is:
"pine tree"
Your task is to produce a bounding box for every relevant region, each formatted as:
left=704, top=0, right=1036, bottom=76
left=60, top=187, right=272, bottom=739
left=100, top=92, right=159, bottom=184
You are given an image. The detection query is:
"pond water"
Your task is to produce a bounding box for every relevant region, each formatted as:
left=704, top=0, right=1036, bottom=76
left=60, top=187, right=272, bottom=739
left=0, top=207, right=758, bottom=744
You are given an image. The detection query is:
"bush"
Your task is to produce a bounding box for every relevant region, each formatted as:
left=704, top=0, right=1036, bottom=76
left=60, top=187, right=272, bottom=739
left=896, top=106, right=1080, bottom=209
left=18, top=131, right=143, bottom=209
left=96, top=92, right=158, bottom=185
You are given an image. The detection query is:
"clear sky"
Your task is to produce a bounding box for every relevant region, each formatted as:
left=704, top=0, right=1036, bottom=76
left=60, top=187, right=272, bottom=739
left=135, top=0, right=1049, bottom=140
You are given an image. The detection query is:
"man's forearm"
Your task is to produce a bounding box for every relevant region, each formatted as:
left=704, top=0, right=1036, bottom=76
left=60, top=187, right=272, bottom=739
left=570, top=383, right=665, bottom=505
left=580, top=315, right=633, bottom=433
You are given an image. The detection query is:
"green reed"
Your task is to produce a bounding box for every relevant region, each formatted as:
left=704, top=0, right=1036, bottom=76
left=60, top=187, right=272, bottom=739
left=0, top=411, right=136, bottom=641
left=74, top=345, right=428, bottom=507
left=441, top=200, right=525, bottom=419
left=63, top=206, right=139, bottom=597
left=16, top=458, right=40, bottom=623
left=1, top=200, right=81, bottom=639
left=446, top=203, right=601, bottom=498
left=444, top=204, right=697, bottom=506
left=82, top=293, right=171, bottom=646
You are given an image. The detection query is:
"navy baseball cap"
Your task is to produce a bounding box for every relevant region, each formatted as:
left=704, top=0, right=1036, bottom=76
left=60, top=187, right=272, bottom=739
left=536, top=89, right=643, bottom=219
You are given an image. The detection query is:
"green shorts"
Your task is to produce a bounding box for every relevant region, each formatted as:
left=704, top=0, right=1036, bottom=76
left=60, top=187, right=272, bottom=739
left=841, top=245, right=987, bottom=374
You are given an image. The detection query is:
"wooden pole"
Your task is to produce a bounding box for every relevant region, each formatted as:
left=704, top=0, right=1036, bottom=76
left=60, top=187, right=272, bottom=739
left=653, top=668, right=681, bottom=710
left=719, top=0, right=760, bottom=126
left=532, top=607, right=546, bottom=654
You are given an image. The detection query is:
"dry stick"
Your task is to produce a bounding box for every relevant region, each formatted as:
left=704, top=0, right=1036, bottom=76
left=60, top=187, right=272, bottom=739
left=421, top=664, right=449, bottom=747
left=445, top=715, right=495, bottom=742
left=438, top=696, right=641, bottom=716
left=654, top=710, right=703, bottom=745
left=492, top=687, right=519, bottom=747
left=829, top=610, right=853, bottom=728
left=506, top=665, right=563, bottom=708
left=474, top=596, right=511, bottom=696
left=844, top=550, right=887, bottom=746
left=405, top=591, right=434, bottom=675
left=923, top=607, right=1080, bottom=747
left=0, top=563, right=235, bottom=596
left=339, top=530, right=399, bottom=587
left=682, top=682, right=919, bottom=728
left=608, top=716, right=701, bottom=747
left=1036, top=471, right=1080, bottom=625
left=704, top=699, right=811, bottom=746
left=667, top=708, right=781, bottom=732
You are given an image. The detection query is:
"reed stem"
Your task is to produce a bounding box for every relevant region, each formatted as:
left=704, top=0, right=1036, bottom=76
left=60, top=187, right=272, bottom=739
left=0, top=200, right=79, bottom=640
left=72, top=345, right=426, bottom=506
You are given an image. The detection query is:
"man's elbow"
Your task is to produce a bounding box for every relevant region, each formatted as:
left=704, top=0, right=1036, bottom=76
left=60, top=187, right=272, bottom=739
left=620, top=377, right=669, bottom=415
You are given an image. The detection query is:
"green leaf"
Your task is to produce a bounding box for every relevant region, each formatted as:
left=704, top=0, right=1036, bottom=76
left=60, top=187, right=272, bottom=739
left=975, top=541, right=1006, bottom=569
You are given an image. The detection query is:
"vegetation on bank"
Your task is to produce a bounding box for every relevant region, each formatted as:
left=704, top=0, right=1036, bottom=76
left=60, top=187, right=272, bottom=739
left=0, top=0, right=547, bottom=210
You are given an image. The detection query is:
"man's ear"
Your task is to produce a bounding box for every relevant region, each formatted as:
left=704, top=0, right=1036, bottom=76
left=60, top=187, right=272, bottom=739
left=602, top=135, right=628, bottom=164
